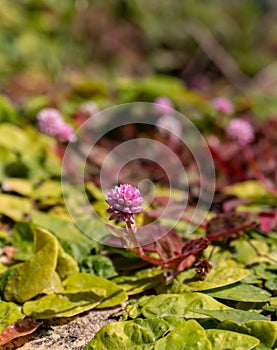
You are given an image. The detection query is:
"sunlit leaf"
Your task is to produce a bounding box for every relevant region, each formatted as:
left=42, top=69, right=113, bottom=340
left=85, top=317, right=185, bottom=350
left=204, top=283, right=271, bottom=302
left=188, top=260, right=250, bottom=291
left=2, top=178, right=32, bottom=196
left=141, top=293, right=230, bottom=319
left=0, top=301, right=24, bottom=333
left=23, top=289, right=106, bottom=319
left=224, top=181, right=276, bottom=205
left=155, top=320, right=211, bottom=350
left=4, top=228, right=60, bottom=303
left=63, top=273, right=128, bottom=308
left=194, top=309, right=269, bottom=322
left=112, top=268, right=163, bottom=295
left=206, top=329, right=259, bottom=350
left=218, top=320, right=277, bottom=348
left=0, top=194, right=31, bottom=221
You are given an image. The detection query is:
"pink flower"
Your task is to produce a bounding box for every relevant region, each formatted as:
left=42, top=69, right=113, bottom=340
left=106, top=184, right=143, bottom=223
left=37, top=108, right=76, bottom=143
left=78, top=101, right=99, bottom=117
left=156, top=114, right=182, bottom=138
left=37, top=108, right=64, bottom=136
left=212, top=97, right=234, bottom=115
left=226, top=118, right=254, bottom=145
left=153, top=97, right=174, bottom=115
left=56, top=123, right=76, bottom=143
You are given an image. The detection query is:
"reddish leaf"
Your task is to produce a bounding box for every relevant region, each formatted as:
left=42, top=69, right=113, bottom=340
left=143, top=227, right=184, bottom=257
left=206, top=212, right=257, bottom=241
left=259, top=211, right=277, bottom=232
left=0, top=319, right=42, bottom=345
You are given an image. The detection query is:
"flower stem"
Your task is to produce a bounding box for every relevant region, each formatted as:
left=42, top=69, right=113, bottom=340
left=125, top=219, right=140, bottom=248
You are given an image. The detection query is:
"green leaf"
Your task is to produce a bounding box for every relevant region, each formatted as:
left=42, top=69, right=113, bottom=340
left=206, top=329, right=259, bottom=350
left=0, top=96, right=18, bottom=123
left=264, top=277, right=277, bottom=292
left=11, top=222, right=34, bottom=261
left=0, top=124, right=30, bottom=153
left=85, top=182, right=104, bottom=201
left=253, top=264, right=276, bottom=280
left=188, top=260, right=250, bottom=291
left=0, top=301, right=24, bottom=333
left=218, top=320, right=277, bottom=348
left=155, top=320, right=212, bottom=350
left=4, top=228, right=60, bottom=303
left=63, top=273, right=128, bottom=308
left=80, top=255, right=117, bottom=279
left=0, top=194, right=32, bottom=221
left=33, top=180, right=62, bottom=200
left=56, top=243, right=79, bottom=280
left=2, top=178, right=33, bottom=196
left=141, top=293, right=230, bottom=319
left=224, top=180, right=276, bottom=205
left=85, top=317, right=184, bottom=350
left=23, top=290, right=106, bottom=319
left=193, top=309, right=269, bottom=323
left=31, top=211, right=98, bottom=263
left=112, top=268, right=164, bottom=295
left=204, top=283, right=271, bottom=302
left=231, top=239, right=271, bottom=265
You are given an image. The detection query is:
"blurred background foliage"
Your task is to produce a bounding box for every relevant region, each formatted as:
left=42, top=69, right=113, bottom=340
left=1, top=0, right=277, bottom=115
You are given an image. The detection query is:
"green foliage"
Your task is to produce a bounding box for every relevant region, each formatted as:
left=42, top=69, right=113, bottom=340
left=0, top=4, right=277, bottom=347
left=187, top=260, right=250, bottom=291
left=80, top=255, right=117, bottom=279
left=0, top=96, right=18, bottom=123
left=0, top=302, right=24, bottom=333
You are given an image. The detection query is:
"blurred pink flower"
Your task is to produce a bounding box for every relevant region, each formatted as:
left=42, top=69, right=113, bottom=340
left=37, top=108, right=64, bottom=136
left=37, top=108, right=76, bottom=143
left=212, top=97, right=234, bottom=115
left=226, top=118, right=254, bottom=145
left=56, top=123, right=76, bottom=143
left=153, top=96, right=174, bottom=115
left=78, top=101, right=100, bottom=117
left=156, top=114, right=182, bottom=138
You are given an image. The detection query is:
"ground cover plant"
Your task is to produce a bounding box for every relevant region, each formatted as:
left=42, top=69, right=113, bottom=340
left=0, top=1, right=277, bottom=349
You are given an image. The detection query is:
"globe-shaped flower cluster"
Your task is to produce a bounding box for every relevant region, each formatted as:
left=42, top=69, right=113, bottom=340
left=106, top=184, right=143, bottom=224
left=37, top=108, right=76, bottom=142
left=227, top=118, right=254, bottom=145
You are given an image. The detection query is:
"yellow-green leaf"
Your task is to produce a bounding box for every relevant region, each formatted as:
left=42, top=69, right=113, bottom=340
left=155, top=320, right=212, bottom=350
left=0, top=301, right=24, bottom=333
left=206, top=329, right=259, bottom=350
left=4, top=228, right=59, bottom=303
left=23, top=290, right=106, bottom=319
left=2, top=178, right=32, bottom=196
left=188, top=260, right=250, bottom=291
left=63, top=273, right=128, bottom=308
left=0, top=194, right=31, bottom=221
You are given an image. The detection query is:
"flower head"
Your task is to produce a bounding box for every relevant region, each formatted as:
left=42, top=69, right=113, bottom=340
left=56, top=123, right=76, bottom=143
left=78, top=101, right=99, bottom=117
left=227, top=118, right=254, bottom=145
left=153, top=96, right=174, bottom=115
left=106, top=184, right=143, bottom=224
left=212, top=97, right=234, bottom=115
left=37, top=108, right=76, bottom=143
left=156, top=114, right=182, bottom=138
left=37, top=108, right=64, bottom=136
